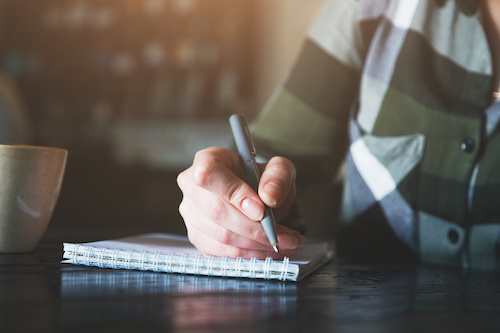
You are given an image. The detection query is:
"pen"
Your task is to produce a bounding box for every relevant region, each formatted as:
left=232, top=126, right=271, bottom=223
left=229, top=114, right=280, bottom=253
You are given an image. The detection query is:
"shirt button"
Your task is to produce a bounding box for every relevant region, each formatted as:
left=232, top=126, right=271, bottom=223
left=448, top=229, right=460, bottom=244
left=461, top=138, right=475, bottom=153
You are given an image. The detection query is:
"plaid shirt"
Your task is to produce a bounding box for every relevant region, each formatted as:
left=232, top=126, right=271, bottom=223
left=251, top=0, right=500, bottom=270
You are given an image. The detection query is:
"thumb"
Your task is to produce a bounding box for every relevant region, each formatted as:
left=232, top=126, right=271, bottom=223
left=258, top=156, right=296, bottom=208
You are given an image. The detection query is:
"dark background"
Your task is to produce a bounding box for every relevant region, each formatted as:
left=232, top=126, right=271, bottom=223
left=0, top=0, right=335, bottom=242
left=0, top=0, right=259, bottom=239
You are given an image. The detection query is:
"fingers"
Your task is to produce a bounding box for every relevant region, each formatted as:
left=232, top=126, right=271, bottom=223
left=259, top=156, right=296, bottom=208
left=184, top=212, right=302, bottom=260
left=178, top=186, right=269, bottom=248
left=179, top=169, right=302, bottom=249
left=258, top=156, right=297, bottom=222
left=188, top=230, right=300, bottom=260
left=189, top=147, right=265, bottom=221
left=177, top=146, right=303, bottom=259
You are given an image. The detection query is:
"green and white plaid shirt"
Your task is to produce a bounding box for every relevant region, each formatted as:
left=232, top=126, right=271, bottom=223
left=251, top=0, right=500, bottom=270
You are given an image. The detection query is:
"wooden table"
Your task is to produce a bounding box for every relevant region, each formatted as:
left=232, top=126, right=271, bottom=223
left=2, top=228, right=500, bottom=333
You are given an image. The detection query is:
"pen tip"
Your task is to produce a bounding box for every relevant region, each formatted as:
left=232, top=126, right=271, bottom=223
left=273, top=242, right=279, bottom=253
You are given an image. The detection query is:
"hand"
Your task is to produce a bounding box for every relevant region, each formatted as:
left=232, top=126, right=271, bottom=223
left=177, top=147, right=303, bottom=259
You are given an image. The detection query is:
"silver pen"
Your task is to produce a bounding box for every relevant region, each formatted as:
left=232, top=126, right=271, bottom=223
left=229, top=114, right=279, bottom=252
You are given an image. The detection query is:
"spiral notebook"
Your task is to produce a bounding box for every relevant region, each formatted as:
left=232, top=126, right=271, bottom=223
left=62, top=233, right=333, bottom=282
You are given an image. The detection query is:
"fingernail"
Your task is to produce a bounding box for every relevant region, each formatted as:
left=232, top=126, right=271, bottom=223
left=261, top=181, right=282, bottom=206
left=241, top=198, right=264, bottom=221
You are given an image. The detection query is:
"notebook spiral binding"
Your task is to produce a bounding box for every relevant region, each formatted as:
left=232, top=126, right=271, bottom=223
left=67, top=245, right=294, bottom=281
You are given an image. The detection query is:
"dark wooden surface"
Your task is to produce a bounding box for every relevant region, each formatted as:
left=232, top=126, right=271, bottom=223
left=2, top=166, right=500, bottom=333
left=2, top=231, right=500, bottom=333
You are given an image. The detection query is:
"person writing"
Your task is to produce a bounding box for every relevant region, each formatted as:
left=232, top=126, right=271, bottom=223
left=177, top=0, right=500, bottom=270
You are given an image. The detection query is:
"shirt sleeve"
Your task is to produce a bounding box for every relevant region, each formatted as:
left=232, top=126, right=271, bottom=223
left=250, top=0, right=364, bottom=188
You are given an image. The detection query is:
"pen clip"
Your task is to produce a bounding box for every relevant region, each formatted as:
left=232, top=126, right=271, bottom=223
left=240, top=115, right=257, bottom=158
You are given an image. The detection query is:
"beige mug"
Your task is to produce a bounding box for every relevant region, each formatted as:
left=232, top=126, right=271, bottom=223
left=0, top=143, right=67, bottom=253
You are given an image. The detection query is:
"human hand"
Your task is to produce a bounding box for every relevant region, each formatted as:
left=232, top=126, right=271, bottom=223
left=177, top=147, right=303, bottom=259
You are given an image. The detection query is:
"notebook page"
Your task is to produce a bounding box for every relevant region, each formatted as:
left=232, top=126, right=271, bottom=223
left=86, top=233, right=203, bottom=256
left=84, top=233, right=328, bottom=265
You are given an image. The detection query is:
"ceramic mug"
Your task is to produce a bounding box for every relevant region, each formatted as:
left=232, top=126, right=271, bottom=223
left=0, top=144, right=67, bottom=253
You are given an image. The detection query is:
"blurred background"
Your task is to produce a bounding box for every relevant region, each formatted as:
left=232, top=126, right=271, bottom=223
left=0, top=0, right=328, bottom=241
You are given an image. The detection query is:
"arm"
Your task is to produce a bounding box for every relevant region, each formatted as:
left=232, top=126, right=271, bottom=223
left=251, top=0, right=363, bottom=188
